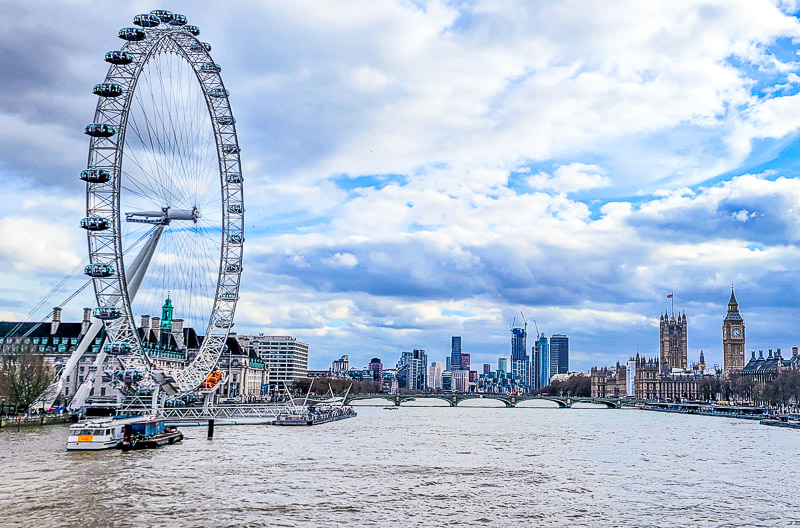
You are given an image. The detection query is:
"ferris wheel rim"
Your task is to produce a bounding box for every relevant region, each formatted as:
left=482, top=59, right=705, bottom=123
left=83, top=13, right=244, bottom=394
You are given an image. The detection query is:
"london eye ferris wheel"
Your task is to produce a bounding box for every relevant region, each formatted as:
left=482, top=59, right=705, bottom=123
left=81, top=9, right=244, bottom=394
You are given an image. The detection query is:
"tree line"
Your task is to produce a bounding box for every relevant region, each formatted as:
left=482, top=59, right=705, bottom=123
left=535, top=375, right=591, bottom=397
left=699, top=370, right=800, bottom=408
left=0, top=349, right=52, bottom=409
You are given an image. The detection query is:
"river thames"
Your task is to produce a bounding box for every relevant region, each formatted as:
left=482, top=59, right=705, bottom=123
left=0, top=402, right=798, bottom=527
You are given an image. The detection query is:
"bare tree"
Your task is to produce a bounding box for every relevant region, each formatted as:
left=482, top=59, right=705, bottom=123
left=0, top=349, right=52, bottom=408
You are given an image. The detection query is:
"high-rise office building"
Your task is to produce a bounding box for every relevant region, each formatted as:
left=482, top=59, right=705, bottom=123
left=460, top=353, right=471, bottom=371
left=397, top=348, right=428, bottom=390
left=533, top=333, right=549, bottom=389
left=451, top=336, right=462, bottom=370
left=549, top=334, right=569, bottom=377
left=331, top=355, right=349, bottom=376
left=428, top=361, right=443, bottom=390
left=511, top=326, right=529, bottom=387
left=498, top=357, right=508, bottom=373
left=483, top=363, right=491, bottom=375
left=368, top=358, right=383, bottom=383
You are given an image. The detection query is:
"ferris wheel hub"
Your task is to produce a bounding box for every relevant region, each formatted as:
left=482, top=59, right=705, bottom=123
left=125, top=206, right=200, bottom=225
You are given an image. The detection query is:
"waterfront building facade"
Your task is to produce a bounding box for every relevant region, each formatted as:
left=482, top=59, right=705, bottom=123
left=219, top=335, right=268, bottom=400
left=0, top=308, right=112, bottom=402
left=660, top=312, right=688, bottom=370
left=244, top=335, right=309, bottom=384
left=722, top=286, right=745, bottom=375
left=591, top=353, right=705, bottom=400
left=741, top=348, right=800, bottom=384
left=590, top=363, right=627, bottom=397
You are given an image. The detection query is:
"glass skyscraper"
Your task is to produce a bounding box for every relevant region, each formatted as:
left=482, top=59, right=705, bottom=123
left=533, top=334, right=549, bottom=389
left=510, top=326, right=529, bottom=386
left=549, top=334, right=569, bottom=378
left=451, top=336, right=462, bottom=370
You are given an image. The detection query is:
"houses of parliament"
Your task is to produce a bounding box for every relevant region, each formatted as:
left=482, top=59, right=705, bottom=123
left=591, top=286, right=747, bottom=399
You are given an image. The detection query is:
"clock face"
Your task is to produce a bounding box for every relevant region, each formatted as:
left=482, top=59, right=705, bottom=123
left=732, top=328, right=742, bottom=338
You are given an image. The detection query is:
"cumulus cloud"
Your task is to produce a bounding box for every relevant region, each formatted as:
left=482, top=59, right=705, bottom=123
left=528, top=163, right=611, bottom=193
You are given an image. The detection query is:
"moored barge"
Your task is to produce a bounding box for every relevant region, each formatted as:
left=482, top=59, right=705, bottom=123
left=120, top=418, right=183, bottom=450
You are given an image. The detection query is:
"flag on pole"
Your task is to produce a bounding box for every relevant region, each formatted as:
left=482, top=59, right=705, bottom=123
left=666, top=293, right=673, bottom=298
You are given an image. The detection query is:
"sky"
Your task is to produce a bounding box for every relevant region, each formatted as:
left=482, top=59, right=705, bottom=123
left=4, top=0, right=800, bottom=372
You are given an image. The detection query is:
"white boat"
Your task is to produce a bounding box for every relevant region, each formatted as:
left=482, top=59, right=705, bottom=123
left=66, top=416, right=149, bottom=451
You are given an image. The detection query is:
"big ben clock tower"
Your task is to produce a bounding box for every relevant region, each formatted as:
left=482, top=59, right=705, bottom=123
left=722, top=284, right=745, bottom=375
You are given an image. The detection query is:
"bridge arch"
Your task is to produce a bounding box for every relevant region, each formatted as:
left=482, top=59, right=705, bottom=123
left=515, top=397, right=568, bottom=408
left=455, top=396, right=511, bottom=408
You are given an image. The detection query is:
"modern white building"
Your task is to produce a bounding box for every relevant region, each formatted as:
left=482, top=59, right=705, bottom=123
left=428, top=361, right=443, bottom=390
left=331, top=354, right=349, bottom=376
left=451, top=369, right=470, bottom=392
left=240, top=335, right=309, bottom=384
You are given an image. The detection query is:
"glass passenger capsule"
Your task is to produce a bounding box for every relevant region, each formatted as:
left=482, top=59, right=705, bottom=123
left=209, top=88, right=229, bottom=98
left=105, top=50, right=134, bottom=65
left=221, top=144, right=240, bottom=154
left=84, top=123, right=116, bottom=138
left=168, top=13, right=187, bottom=26
left=80, top=217, right=111, bottom=231
left=190, top=42, right=212, bottom=52
left=227, top=233, right=243, bottom=244
left=93, top=83, right=123, bottom=97
left=118, top=27, right=146, bottom=41
left=84, top=263, right=115, bottom=277
left=220, top=292, right=239, bottom=301
left=214, top=318, right=233, bottom=329
left=185, top=24, right=200, bottom=36
left=150, top=9, right=174, bottom=22
left=93, top=306, right=122, bottom=320
left=115, top=369, right=144, bottom=383
left=216, top=116, right=235, bottom=125
left=200, top=62, right=221, bottom=73
left=225, top=173, right=243, bottom=184
left=133, top=13, right=160, bottom=27
left=80, top=168, right=112, bottom=183
left=104, top=343, right=131, bottom=356
left=225, top=263, right=241, bottom=273
left=227, top=204, right=244, bottom=214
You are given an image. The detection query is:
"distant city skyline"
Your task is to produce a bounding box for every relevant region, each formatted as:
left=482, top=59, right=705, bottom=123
left=4, top=1, right=800, bottom=373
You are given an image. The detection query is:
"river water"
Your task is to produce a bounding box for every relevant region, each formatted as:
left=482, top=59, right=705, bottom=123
left=0, top=401, right=797, bottom=527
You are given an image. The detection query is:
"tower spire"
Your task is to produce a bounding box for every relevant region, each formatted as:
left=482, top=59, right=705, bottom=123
left=160, top=292, right=174, bottom=330
left=728, top=282, right=738, bottom=311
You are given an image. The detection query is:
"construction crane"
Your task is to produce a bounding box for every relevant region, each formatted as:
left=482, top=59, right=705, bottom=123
left=532, top=319, right=540, bottom=338
left=519, top=311, right=528, bottom=337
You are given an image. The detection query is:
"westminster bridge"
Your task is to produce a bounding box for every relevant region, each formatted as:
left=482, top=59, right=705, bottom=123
left=344, top=393, right=627, bottom=408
